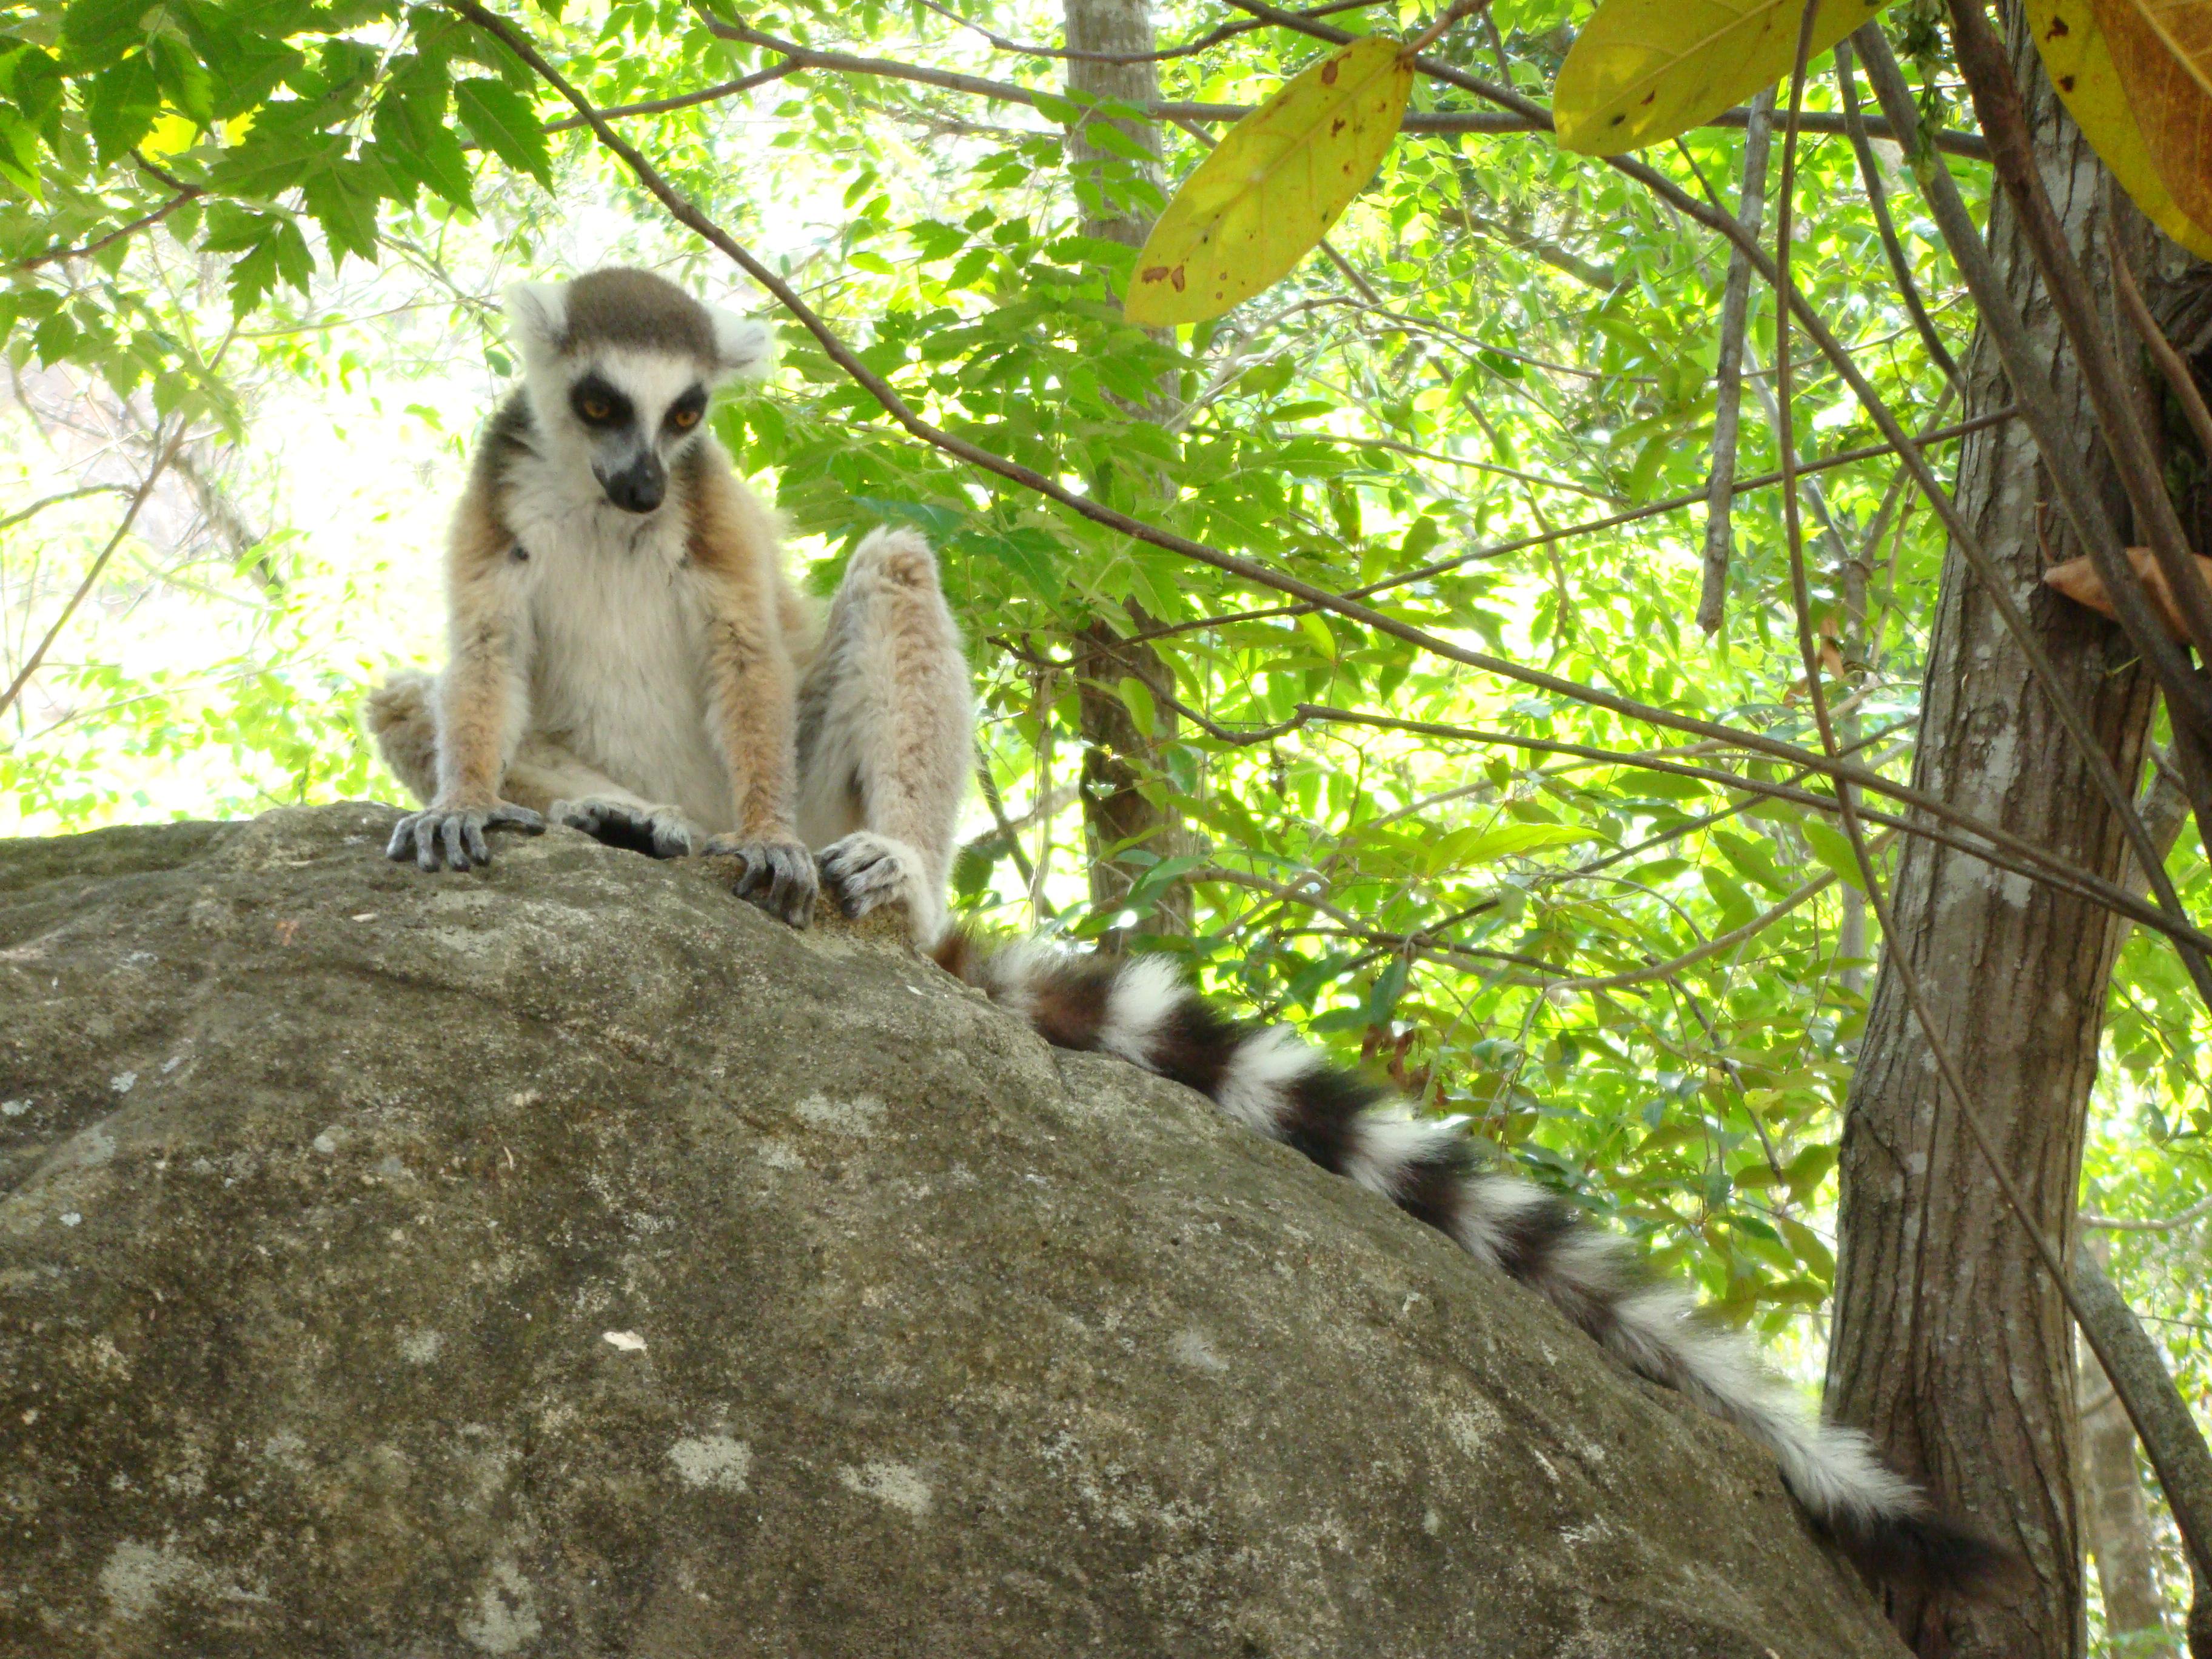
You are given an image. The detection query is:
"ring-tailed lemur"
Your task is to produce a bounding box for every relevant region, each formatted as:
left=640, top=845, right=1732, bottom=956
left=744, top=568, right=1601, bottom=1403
left=365, top=267, right=974, bottom=943
left=367, top=267, right=2006, bottom=1598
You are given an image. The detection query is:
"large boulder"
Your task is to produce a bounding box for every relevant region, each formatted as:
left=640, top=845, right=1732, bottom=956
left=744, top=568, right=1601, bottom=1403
left=1, top=805, right=1905, bottom=1657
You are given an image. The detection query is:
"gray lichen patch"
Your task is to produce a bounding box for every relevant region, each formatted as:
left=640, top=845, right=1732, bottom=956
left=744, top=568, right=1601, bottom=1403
left=668, top=1433, right=752, bottom=1493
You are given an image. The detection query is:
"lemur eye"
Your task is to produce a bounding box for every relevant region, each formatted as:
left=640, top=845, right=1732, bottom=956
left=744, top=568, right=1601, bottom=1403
left=581, top=397, right=612, bottom=421
left=671, top=406, right=701, bottom=429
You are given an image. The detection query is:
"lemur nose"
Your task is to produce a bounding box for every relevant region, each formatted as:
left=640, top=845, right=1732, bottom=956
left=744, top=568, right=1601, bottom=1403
left=606, top=458, right=666, bottom=515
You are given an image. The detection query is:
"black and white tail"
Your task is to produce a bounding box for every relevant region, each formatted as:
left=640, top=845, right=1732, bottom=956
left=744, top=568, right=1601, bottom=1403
left=934, top=933, right=2012, bottom=1596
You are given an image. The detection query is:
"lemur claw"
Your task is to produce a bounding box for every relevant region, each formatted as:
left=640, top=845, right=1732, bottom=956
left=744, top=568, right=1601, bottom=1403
left=552, top=797, right=698, bottom=860
left=703, top=836, right=817, bottom=928
left=386, top=803, right=545, bottom=873
left=817, top=832, right=919, bottom=918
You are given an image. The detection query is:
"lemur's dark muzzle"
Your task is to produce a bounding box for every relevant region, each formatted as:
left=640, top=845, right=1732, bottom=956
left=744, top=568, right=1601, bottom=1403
left=602, top=454, right=666, bottom=515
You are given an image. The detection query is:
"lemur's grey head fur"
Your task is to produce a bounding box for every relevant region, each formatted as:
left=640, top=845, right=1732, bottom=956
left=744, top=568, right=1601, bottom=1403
left=503, top=268, right=773, bottom=515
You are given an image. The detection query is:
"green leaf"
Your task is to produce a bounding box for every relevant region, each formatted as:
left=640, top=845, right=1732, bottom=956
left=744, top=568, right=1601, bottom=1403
left=1427, top=822, right=1588, bottom=873
left=1800, top=817, right=1866, bottom=893
left=1126, top=36, right=1413, bottom=324
left=298, top=156, right=382, bottom=265
left=1116, top=675, right=1158, bottom=740
left=84, top=54, right=160, bottom=166
left=147, top=31, right=215, bottom=126
left=60, top=0, right=149, bottom=72
left=1298, top=610, right=1338, bottom=660
left=371, top=82, right=472, bottom=209
left=454, top=76, right=550, bottom=186
left=1701, top=865, right=1758, bottom=932
left=1712, top=829, right=1793, bottom=897
left=1553, top=0, right=1892, bottom=156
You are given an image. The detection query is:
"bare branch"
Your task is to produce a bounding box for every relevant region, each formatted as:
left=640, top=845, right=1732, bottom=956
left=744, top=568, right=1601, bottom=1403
left=15, top=184, right=202, bottom=273
left=2113, top=244, right=2212, bottom=475
left=2082, top=1194, right=2212, bottom=1233
left=1697, top=87, right=1773, bottom=637
left=0, top=426, right=186, bottom=725
left=541, top=61, right=802, bottom=132
left=689, top=12, right=1989, bottom=155
left=0, top=483, right=137, bottom=533
left=1833, top=36, right=1965, bottom=389
left=911, top=0, right=1378, bottom=64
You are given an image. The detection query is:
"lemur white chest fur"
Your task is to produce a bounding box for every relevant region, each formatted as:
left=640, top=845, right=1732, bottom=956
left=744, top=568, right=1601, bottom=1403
left=500, top=438, right=739, bottom=832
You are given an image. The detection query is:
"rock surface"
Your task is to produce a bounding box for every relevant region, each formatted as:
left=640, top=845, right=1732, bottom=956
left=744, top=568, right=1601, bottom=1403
left=0, top=805, right=1905, bottom=1658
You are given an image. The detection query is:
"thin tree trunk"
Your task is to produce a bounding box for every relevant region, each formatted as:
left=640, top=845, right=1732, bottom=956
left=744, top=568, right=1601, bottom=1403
left=1063, top=0, right=1190, bottom=934
left=1824, top=6, right=2195, bottom=1655
left=2080, top=1235, right=2177, bottom=1658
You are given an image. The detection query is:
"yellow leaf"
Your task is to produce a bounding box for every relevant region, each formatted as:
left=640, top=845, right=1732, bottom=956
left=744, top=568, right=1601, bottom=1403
left=1553, top=0, right=1889, bottom=155
left=2085, top=0, right=2212, bottom=248
left=2028, top=0, right=2212, bottom=256
left=140, top=112, right=199, bottom=160
left=1125, top=36, right=1413, bottom=326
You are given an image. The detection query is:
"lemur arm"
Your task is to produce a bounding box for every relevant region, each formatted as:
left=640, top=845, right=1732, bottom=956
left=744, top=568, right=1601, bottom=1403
left=689, top=452, right=816, bottom=925
left=386, top=482, right=543, bottom=872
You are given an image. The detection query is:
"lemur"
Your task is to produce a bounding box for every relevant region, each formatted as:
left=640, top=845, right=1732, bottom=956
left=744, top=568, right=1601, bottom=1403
left=366, top=267, right=974, bottom=943
left=368, top=267, right=2005, bottom=1599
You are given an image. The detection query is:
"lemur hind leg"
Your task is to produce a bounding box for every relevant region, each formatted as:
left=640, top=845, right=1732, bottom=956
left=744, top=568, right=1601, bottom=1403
left=365, top=675, right=692, bottom=862
left=503, top=735, right=704, bottom=860
left=796, top=526, right=973, bottom=945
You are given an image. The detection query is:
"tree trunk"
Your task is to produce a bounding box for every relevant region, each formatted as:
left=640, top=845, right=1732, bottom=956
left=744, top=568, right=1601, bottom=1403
left=2079, top=1242, right=2177, bottom=1657
left=1824, top=7, right=2200, bottom=1655
left=1062, top=0, right=1190, bottom=934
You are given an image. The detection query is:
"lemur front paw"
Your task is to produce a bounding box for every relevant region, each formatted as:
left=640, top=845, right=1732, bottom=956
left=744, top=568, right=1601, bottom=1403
left=552, top=797, right=699, bottom=860
left=819, top=832, right=943, bottom=943
left=386, top=802, right=546, bottom=872
left=702, top=835, right=818, bottom=928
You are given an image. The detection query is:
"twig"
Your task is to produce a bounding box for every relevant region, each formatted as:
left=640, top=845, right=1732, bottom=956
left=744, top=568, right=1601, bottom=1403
left=913, top=0, right=1378, bottom=64
left=1160, top=696, right=2212, bottom=956
left=2082, top=1194, right=2212, bottom=1233
left=2113, top=244, right=2212, bottom=473
left=1833, top=36, right=1965, bottom=389
left=0, top=427, right=186, bottom=724
left=1697, top=87, right=1773, bottom=637
left=1404, top=0, right=1488, bottom=57
left=689, top=12, right=1989, bottom=155
left=540, top=62, right=802, bottom=132
left=1131, top=406, right=2016, bottom=641
left=15, top=185, right=202, bottom=273
left=0, top=483, right=137, bottom=533
left=1545, top=855, right=1875, bottom=993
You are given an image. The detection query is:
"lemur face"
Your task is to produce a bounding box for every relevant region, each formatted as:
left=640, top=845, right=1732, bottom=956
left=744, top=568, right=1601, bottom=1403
left=503, top=269, right=774, bottom=517
left=559, top=349, right=709, bottom=515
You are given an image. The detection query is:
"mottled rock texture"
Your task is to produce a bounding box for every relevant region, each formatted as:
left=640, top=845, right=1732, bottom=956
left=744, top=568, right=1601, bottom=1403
left=0, top=805, right=1905, bottom=1657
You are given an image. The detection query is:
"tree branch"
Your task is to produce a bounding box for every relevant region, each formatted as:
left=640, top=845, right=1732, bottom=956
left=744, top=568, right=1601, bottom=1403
left=0, top=426, right=186, bottom=725
left=1697, top=87, right=1772, bottom=637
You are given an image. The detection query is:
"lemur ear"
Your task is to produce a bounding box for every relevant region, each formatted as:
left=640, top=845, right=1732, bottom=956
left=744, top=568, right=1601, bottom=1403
left=502, top=280, right=569, bottom=359
left=709, top=308, right=774, bottom=383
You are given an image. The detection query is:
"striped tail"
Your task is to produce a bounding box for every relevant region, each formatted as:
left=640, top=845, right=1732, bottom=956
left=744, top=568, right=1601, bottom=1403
left=934, top=933, right=2013, bottom=1597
